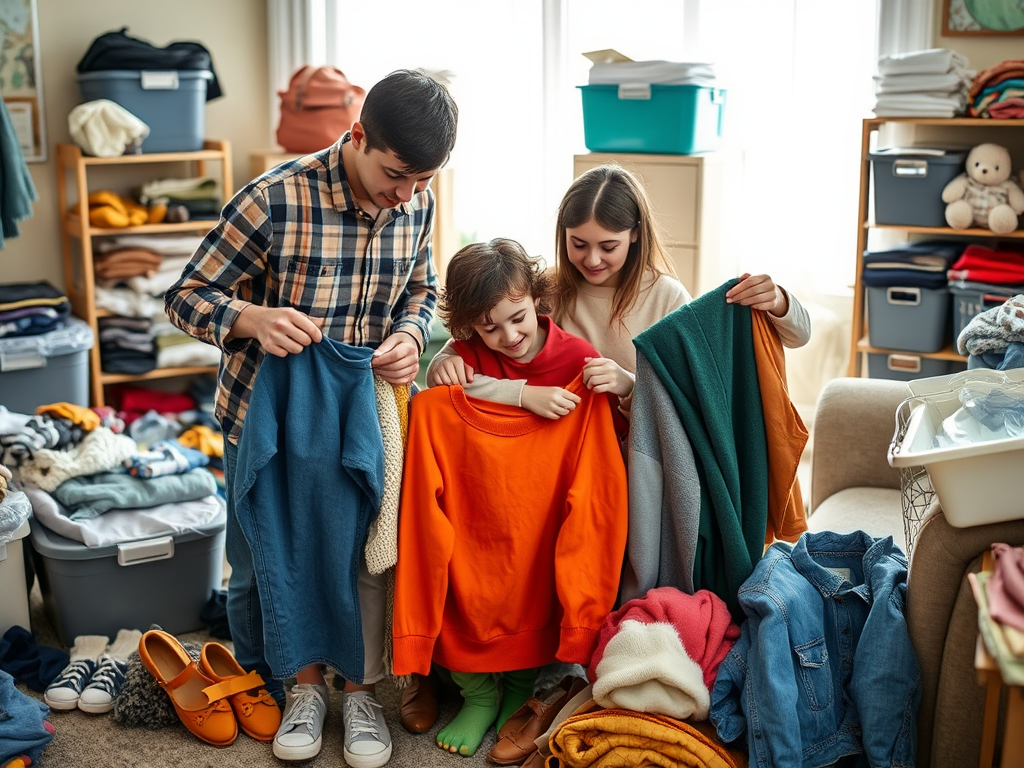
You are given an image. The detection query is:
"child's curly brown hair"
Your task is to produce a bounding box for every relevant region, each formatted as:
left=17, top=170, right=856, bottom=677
left=438, top=238, right=554, bottom=340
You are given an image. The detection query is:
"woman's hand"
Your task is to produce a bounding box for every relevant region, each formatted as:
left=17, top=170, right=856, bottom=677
left=427, top=355, right=475, bottom=387
left=521, top=386, right=582, bottom=419
left=726, top=273, right=789, bottom=317
left=582, top=357, right=635, bottom=398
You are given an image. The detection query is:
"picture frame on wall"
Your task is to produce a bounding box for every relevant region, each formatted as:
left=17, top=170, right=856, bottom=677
left=943, top=0, right=1024, bottom=35
left=0, top=0, right=46, bottom=162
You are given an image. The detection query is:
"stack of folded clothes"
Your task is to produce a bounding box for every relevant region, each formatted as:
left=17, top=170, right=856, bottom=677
left=137, top=177, right=221, bottom=220
left=0, top=282, right=71, bottom=338
left=97, top=316, right=155, bottom=374
left=873, top=48, right=974, bottom=117
left=862, top=240, right=966, bottom=290
left=969, top=59, right=1024, bottom=118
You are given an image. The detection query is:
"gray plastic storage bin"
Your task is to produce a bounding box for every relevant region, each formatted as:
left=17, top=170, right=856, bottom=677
left=869, top=148, right=968, bottom=227
left=867, top=285, right=950, bottom=353
left=28, top=515, right=225, bottom=647
left=867, top=353, right=966, bottom=382
left=0, top=317, right=94, bottom=414
left=77, top=70, right=212, bottom=153
left=950, top=283, right=1023, bottom=347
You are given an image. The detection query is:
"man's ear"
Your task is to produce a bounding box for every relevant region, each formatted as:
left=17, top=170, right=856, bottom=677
left=350, top=121, right=366, bottom=151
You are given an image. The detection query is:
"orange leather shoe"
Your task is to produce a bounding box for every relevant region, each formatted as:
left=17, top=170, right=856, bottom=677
left=199, top=642, right=281, bottom=741
left=138, top=630, right=237, bottom=747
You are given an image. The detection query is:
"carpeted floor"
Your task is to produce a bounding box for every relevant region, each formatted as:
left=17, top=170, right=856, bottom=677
left=19, top=580, right=505, bottom=768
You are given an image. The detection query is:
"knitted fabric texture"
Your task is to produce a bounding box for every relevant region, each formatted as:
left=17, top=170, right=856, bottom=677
left=588, top=587, right=741, bottom=721
left=112, top=640, right=203, bottom=728
left=364, top=377, right=409, bottom=574
left=17, top=427, right=138, bottom=492
left=957, top=294, right=1024, bottom=356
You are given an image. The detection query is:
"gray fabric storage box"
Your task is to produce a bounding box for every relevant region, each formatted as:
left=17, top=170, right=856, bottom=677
left=867, top=285, right=950, bottom=353
left=867, top=353, right=965, bottom=382
left=28, top=514, right=225, bottom=647
left=869, top=148, right=968, bottom=227
left=0, top=317, right=94, bottom=415
left=77, top=70, right=212, bottom=152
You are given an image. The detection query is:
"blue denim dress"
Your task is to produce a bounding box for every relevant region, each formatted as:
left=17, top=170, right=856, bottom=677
left=234, top=338, right=383, bottom=682
left=710, top=530, right=920, bottom=768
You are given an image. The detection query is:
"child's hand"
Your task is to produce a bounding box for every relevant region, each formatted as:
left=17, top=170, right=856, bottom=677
left=582, top=357, right=635, bottom=398
left=521, top=386, right=582, bottom=419
left=428, top=355, right=475, bottom=387
left=725, top=273, right=789, bottom=317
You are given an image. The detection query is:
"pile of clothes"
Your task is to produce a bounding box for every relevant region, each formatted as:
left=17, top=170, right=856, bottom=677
left=873, top=48, right=974, bottom=117
left=968, top=58, right=1024, bottom=118
left=0, top=282, right=70, bottom=339
left=92, top=233, right=219, bottom=373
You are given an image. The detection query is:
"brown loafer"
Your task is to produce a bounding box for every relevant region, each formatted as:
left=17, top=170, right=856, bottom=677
left=400, top=672, right=439, bottom=733
left=520, top=750, right=548, bottom=768
left=487, top=675, right=588, bottom=766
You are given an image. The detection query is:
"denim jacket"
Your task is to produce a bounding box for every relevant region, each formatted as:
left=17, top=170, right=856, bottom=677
left=709, top=530, right=920, bottom=768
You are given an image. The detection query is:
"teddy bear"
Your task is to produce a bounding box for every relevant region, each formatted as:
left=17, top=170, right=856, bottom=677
left=942, top=142, right=1024, bottom=235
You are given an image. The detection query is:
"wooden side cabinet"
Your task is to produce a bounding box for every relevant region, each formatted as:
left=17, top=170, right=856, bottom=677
left=572, top=151, right=728, bottom=296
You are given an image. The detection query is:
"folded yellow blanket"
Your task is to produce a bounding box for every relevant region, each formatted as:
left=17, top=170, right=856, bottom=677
left=548, top=707, right=745, bottom=768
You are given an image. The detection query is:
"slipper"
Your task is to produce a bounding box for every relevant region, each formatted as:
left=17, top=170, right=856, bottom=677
left=200, top=642, right=281, bottom=741
left=138, top=630, right=237, bottom=746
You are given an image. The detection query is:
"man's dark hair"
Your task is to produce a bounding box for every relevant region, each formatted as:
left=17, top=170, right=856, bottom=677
left=359, top=69, right=459, bottom=174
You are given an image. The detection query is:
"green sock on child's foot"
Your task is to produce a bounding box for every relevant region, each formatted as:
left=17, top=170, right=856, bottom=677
left=437, top=699, right=500, bottom=755
left=437, top=671, right=500, bottom=756
left=496, top=667, right=539, bottom=733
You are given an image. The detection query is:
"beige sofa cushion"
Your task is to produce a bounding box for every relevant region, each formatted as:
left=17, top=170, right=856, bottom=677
left=806, top=487, right=906, bottom=552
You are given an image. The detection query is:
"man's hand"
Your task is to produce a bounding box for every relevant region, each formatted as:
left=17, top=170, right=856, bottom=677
left=582, top=357, right=635, bottom=397
left=725, top=273, right=788, bottom=317
left=230, top=305, right=323, bottom=357
left=372, top=331, right=421, bottom=385
left=427, top=355, right=475, bottom=387
left=521, top=386, right=582, bottom=419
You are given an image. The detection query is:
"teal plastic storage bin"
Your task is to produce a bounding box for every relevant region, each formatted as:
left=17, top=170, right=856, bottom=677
left=578, top=84, right=726, bottom=155
left=77, top=69, right=212, bottom=153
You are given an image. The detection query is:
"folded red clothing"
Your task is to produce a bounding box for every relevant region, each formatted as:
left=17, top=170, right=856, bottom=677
left=948, top=244, right=1024, bottom=285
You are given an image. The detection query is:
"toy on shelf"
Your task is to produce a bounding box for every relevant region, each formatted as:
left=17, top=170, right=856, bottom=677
left=942, top=143, right=1024, bottom=235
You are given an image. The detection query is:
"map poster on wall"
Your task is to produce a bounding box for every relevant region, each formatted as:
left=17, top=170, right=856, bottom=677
left=0, top=0, right=46, bottom=162
left=944, top=0, right=1024, bottom=35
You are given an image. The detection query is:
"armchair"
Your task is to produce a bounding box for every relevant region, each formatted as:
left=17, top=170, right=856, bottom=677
left=808, top=376, right=1024, bottom=768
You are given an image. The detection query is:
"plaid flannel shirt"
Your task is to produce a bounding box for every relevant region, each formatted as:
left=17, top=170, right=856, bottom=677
left=164, top=135, right=437, bottom=443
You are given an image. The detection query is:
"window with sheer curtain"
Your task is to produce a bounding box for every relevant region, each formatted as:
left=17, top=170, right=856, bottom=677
left=310, top=0, right=879, bottom=300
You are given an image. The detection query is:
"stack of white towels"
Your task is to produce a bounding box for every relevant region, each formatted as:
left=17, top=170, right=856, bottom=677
left=588, top=60, right=717, bottom=87
left=873, top=48, right=974, bottom=117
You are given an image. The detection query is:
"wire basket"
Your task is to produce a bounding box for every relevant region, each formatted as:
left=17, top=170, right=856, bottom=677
left=889, top=395, right=935, bottom=560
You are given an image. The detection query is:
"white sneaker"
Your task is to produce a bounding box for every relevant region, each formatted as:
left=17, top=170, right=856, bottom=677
left=44, top=659, right=98, bottom=710
left=343, top=691, right=392, bottom=768
left=273, top=683, right=329, bottom=761
left=78, top=656, right=128, bottom=714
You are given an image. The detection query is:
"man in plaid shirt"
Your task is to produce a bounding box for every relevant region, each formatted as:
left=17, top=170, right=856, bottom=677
left=165, top=69, right=457, bottom=766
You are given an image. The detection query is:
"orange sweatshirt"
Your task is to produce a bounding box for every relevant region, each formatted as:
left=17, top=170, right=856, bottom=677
left=392, top=374, right=628, bottom=676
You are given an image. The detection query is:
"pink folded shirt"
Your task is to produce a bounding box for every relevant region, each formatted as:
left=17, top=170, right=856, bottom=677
left=989, top=542, right=1024, bottom=633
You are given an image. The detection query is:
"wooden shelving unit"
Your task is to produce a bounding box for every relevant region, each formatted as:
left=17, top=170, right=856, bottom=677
left=56, top=140, right=232, bottom=406
left=848, top=117, right=1024, bottom=377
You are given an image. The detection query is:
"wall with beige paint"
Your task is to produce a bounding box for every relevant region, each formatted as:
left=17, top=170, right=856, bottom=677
left=0, top=0, right=270, bottom=288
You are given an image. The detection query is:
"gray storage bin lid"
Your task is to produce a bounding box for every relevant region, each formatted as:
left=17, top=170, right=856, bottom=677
left=28, top=513, right=225, bottom=561
left=0, top=317, right=94, bottom=372
left=77, top=69, right=213, bottom=85
left=869, top=147, right=968, bottom=164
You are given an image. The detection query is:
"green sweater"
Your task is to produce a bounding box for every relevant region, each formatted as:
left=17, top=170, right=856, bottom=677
left=632, top=280, right=768, bottom=615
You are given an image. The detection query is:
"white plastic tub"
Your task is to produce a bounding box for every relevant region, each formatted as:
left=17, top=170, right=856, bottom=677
left=889, top=368, right=1024, bottom=527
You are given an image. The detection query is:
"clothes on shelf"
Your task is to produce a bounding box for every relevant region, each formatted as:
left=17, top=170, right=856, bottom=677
left=968, top=59, right=1024, bottom=118
left=873, top=48, right=974, bottom=117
